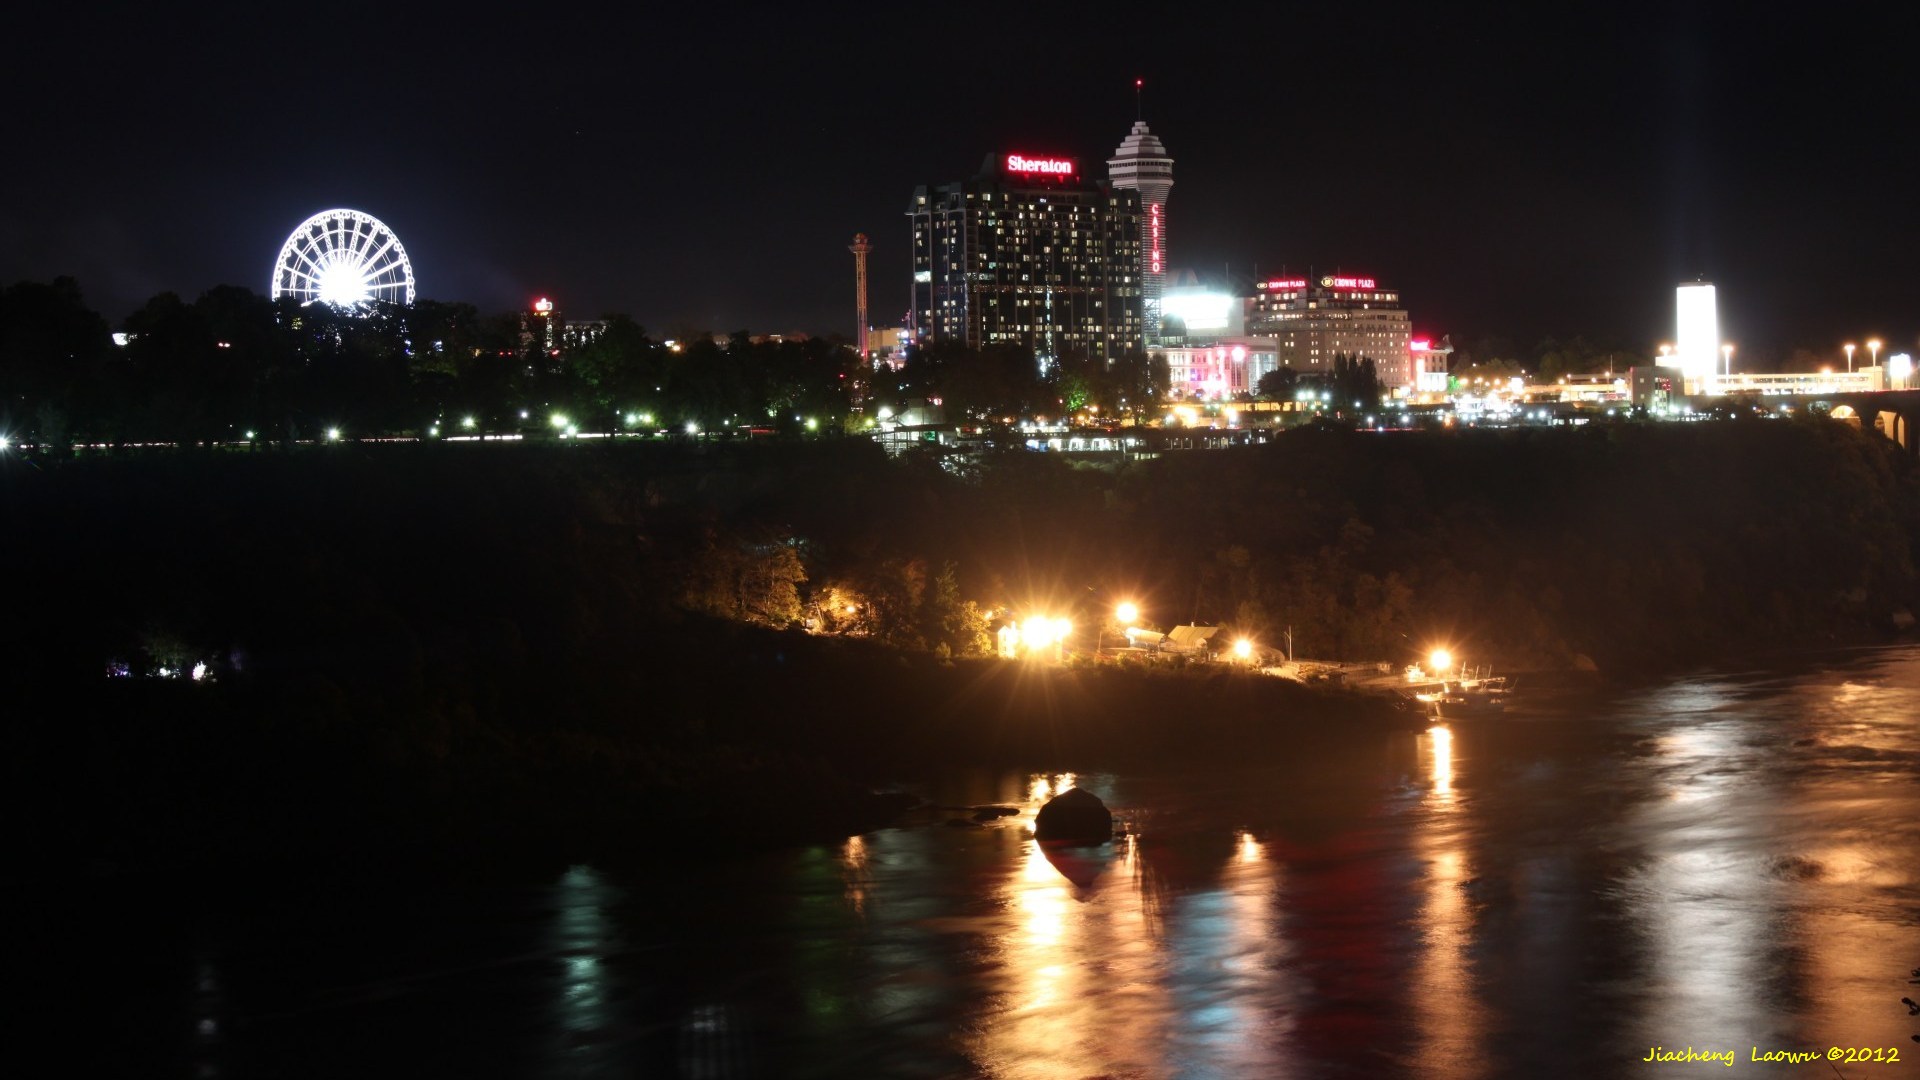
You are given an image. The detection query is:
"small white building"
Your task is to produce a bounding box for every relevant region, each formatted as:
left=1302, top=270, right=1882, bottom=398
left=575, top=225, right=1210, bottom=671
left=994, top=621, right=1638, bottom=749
left=1161, top=339, right=1280, bottom=400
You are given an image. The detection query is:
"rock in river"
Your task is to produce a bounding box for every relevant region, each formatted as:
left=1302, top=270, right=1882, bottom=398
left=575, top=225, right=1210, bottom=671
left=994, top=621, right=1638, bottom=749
left=1034, top=787, right=1113, bottom=844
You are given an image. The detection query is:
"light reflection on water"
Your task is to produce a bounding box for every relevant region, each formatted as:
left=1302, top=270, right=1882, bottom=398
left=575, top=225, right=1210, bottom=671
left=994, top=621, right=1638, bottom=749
left=1411, top=722, right=1488, bottom=1080
left=84, top=648, right=1920, bottom=1078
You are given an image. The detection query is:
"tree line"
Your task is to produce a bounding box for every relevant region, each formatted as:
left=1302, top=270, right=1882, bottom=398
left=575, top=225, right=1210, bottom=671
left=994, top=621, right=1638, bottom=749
left=0, top=278, right=865, bottom=447
left=1254, top=353, right=1383, bottom=410
left=3, top=278, right=1194, bottom=447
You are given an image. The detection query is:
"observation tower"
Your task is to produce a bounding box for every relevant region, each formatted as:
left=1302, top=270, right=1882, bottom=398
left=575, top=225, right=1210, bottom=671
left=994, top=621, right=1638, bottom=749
left=1107, top=89, right=1174, bottom=347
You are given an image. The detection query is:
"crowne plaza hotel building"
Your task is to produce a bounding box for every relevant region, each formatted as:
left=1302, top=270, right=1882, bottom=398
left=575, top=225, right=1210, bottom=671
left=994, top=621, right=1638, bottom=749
left=909, top=153, right=1144, bottom=365
left=1249, top=274, right=1413, bottom=388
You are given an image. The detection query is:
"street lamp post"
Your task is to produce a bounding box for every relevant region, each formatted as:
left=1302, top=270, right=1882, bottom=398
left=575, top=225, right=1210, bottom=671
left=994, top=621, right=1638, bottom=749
left=1868, top=338, right=1882, bottom=371
left=1721, top=344, right=1733, bottom=388
left=1844, top=343, right=1856, bottom=373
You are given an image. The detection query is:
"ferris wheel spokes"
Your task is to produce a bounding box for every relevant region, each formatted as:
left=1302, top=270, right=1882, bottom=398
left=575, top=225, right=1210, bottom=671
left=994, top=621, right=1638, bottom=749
left=270, top=208, right=416, bottom=311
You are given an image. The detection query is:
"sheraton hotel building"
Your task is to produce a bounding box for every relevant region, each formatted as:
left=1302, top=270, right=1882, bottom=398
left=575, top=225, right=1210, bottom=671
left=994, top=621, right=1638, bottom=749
left=909, top=122, right=1172, bottom=366
left=908, top=124, right=1425, bottom=393
left=908, top=153, right=1144, bottom=366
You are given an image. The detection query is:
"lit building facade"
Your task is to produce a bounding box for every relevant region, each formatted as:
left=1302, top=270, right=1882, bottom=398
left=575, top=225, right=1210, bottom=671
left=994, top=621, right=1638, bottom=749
left=1159, top=275, right=1248, bottom=346
left=1247, top=274, right=1413, bottom=388
left=1411, top=336, right=1452, bottom=395
left=865, top=325, right=908, bottom=366
left=1669, top=280, right=1719, bottom=393
left=909, top=153, right=1144, bottom=366
left=1106, top=121, right=1174, bottom=346
left=522, top=297, right=607, bottom=356
left=563, top=319, right=609, bottom=351
left=522, top=297, right=559, bottom=357
left=1163, top=340, right=1281, bottom=399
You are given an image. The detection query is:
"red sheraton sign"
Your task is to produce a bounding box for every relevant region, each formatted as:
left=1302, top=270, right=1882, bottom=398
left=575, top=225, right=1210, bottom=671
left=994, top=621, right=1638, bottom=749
left=1005, top=154, right=1075, bottom=176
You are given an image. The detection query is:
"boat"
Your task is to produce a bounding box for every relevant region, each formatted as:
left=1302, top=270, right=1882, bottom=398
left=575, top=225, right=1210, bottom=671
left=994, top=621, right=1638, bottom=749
left=1407, top=672, right=1511, bottom=719
left=1427, top=675, right=1511, bottom=719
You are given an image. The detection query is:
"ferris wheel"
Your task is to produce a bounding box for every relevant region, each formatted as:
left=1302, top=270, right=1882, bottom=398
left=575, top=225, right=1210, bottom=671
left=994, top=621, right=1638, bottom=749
left=270, top=208, right=416, bottom=309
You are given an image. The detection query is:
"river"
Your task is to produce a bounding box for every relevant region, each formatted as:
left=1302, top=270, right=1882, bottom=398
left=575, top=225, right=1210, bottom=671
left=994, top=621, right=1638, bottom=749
left=51, top=648, right=1920, bottom=1077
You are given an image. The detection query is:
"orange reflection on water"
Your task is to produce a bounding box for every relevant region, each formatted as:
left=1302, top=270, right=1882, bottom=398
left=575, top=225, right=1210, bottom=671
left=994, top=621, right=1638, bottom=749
left=967, top=837, right=1160, bottom=1076
left=1236, top=829, right=1262, bottom=865
left=961, top=809, right=1294, bottom=1076
left=1026, top=771, right=1078, bottom=806
left=841, top=835, right=871, bottom=917
left=1427, top=724, right=1455, bottom=800
left=1411, top=724, right=1486, bottom=1079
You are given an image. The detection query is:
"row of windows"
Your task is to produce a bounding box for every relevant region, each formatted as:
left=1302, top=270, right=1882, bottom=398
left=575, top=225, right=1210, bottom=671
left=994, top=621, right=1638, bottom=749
left=942, top=265, right=1138, bottom=280
left=925, top=284, right=1143, bottom=295
left=1254, top=292, right=1400, bottom=308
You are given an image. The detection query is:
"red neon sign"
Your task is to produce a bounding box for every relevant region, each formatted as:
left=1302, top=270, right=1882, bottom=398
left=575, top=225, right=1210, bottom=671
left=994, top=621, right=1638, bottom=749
left=1321, top=275, right=1377, bottom=290
left=1005, top=154, right=1075, bottom=176
left=1148, top=202, right=1163, bottom=274
left=1258, top=278, right=1307, bottom=291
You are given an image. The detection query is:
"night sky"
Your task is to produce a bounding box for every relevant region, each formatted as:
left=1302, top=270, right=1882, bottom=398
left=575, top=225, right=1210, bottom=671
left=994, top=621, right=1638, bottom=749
left=4, top=3, right=1914, bottom=361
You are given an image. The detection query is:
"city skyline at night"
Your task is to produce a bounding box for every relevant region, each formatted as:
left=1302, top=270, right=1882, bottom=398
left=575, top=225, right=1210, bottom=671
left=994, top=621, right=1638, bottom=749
left=1, top=4, right=1913, bottom=361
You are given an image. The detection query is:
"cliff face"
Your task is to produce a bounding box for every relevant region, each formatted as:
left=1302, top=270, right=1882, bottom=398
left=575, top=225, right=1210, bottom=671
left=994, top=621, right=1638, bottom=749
left=1116, top=421, right=1920, bottom=673
left=4, top=420, right=1915, bottom=689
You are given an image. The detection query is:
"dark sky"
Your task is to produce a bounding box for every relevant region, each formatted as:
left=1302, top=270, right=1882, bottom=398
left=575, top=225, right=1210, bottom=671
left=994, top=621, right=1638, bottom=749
left=4, top=3, right=1915, bottom=361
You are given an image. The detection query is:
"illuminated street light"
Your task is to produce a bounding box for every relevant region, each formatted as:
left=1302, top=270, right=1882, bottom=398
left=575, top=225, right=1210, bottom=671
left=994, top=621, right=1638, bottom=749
left=1721, top=343, right=1733, bottom=383
left=326, top=427, right=341, bottom=442
left=0, top=435, right=10, bottom=451
left=1844, top=343, right=1855, bottom=372
left=462, top=416, right=476, bottom=429
left=1233, top=638, right=1253, bottom=661
left=1020, top=615, right=1072, bottom=661
left=1104, top=601, right=1140, bottom=657
left=1868, top=338, right=1882, bottom=370
left=550, top=413, right=569, bottom=429
left=1429, top=648, right=1454, bottom=674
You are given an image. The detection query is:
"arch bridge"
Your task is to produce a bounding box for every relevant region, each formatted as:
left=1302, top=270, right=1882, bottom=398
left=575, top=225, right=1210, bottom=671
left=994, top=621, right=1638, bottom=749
left=1811, top=390, right=1920, bottom=457
left=1711, top=388, right=1920, bottom=457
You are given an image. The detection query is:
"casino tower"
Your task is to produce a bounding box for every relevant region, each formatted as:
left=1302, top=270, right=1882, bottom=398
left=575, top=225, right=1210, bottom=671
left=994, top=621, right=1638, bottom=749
left=1107, top=120, right=1174, bottom=347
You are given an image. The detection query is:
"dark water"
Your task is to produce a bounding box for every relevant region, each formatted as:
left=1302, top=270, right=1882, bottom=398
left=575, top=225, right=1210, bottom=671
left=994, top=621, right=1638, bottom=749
left=54, top=649, right=1920, bottom=1078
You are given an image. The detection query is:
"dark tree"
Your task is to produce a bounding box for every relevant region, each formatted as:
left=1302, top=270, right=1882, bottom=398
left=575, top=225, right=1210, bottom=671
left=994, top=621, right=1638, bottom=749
left=1255, top=365, right=1299, bottom=401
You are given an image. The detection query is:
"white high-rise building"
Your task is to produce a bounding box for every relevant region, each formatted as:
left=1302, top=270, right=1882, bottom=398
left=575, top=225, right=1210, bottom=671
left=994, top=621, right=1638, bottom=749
left=1107, top=121, right=1174, bottom=347
left=1675, top=280, right=1719, bottom=388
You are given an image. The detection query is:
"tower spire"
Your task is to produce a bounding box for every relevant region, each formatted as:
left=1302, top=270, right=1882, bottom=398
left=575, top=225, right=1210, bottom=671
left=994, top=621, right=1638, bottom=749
left=849, top=233, right=871, bottom=363
left=1107, top=105, right=1174, bottom=348
left=1134, top=78, right=1143, bottom=121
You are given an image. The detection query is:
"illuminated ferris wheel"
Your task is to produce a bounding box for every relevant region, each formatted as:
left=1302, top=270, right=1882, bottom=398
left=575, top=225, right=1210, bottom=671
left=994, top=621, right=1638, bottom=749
left=270, top=209, right=416, bottom=309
